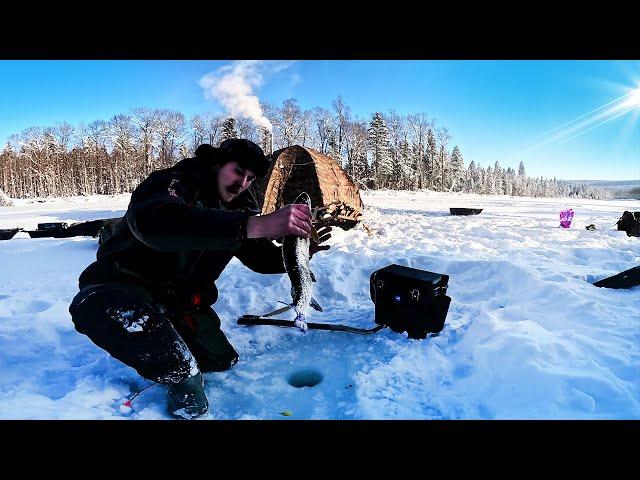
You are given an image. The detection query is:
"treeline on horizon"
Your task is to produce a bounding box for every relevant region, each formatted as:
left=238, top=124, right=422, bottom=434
left=0, top=96, right=612, bottom=200
left=614, top=187, right=640, bottom=199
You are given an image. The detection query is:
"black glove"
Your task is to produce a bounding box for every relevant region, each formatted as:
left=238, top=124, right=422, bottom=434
left=309, top=226, right=332, bottom=258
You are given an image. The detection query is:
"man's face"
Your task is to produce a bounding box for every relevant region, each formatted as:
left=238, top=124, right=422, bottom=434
left=216, top=160, right=257, bottom=203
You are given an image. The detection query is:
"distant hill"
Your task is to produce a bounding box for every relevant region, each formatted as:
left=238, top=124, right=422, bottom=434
left=563, top=180, right=640, bottom=190
left=561, top=180, right=640, bottom=199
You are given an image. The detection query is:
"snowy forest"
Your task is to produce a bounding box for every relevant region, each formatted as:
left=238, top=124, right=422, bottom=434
left=0, top=96, right=611, bottom=200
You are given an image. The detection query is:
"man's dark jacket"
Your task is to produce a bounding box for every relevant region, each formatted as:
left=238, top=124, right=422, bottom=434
left=78, top=156, right=285, bottom=311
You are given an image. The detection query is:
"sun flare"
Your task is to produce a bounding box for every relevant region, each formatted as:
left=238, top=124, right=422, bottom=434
left=624, top=87, right=640, bottom=108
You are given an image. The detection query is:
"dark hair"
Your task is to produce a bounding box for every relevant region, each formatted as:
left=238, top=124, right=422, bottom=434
left=194, top=139, right=270, bottom=177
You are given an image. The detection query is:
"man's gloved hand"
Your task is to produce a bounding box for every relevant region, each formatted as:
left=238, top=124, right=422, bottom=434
left=309, top=226, right=332, bottom=258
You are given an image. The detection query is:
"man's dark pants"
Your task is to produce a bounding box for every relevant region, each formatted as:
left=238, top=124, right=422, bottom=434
left=69, top=283, right=239, bottom=385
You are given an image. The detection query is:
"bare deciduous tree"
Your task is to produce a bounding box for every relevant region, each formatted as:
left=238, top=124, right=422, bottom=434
left=131, top=108, right=160, bottom=175
left=0, top=99, right=610, bottom=200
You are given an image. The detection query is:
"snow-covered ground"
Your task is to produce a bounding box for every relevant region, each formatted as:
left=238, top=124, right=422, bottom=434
left=0, top=191, right=638, bottom=419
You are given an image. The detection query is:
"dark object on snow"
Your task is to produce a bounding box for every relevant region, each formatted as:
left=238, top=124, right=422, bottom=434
left=585, top=224, right=597, bottom=231
left=370, top=264, right=451, bottom=339
left=39, top=222, right=67, bottom=230
left=450, top=208, right=483, bottom=216
left=0, top=228, right=21, bottom=240
left=27, top=222, right=68, bottom=238
left=66, top=217, right=122, bottom=238
left=592, top=266, right=640, bottom=289
left=615, top=211, right=640, bottom=237
left=26, top=218, right=122, bottom=239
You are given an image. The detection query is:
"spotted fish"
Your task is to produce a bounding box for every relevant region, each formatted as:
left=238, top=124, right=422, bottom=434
left=282, top=192, right=322, bottom=332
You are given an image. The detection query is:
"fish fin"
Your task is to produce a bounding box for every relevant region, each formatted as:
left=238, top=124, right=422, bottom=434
left=310, top=226, right=319, bottom=243
left=260, top=303, right=292, bottom=318
left=310, top=297, right=323, bottom=312
left=310, top=271, right=317, bottom=283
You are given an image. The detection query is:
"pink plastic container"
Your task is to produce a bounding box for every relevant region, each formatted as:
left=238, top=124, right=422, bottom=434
left=560, top=208, right=574, bottom=228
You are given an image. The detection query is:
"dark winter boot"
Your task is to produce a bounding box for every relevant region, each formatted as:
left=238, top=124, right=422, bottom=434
left=167, top=372, right=209, bottom=419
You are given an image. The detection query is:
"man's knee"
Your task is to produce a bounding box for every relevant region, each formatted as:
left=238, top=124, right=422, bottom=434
left=68, top=283, right=199, bottom=383
left=183, top=310, right=239, bottom=372
left=69, top=283, right=152, bottom=336
left=197, top=351, right=239, bottom=373
left=69, top=284, right=109, bottom=334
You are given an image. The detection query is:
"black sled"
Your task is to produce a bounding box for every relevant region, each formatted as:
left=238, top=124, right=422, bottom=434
left=0, top=228, right=21, bottom=240
left=592, top=266, right=640, bottom=289
left=450, top=208, right=483, bottom=216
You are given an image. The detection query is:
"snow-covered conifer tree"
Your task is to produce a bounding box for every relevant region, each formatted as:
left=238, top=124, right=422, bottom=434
left=368, top=112, right=392, bottom=188
left=221, top=117, right=238, bottom=141
left=426, top=128, right=437, bottom=189
left=448, top=145, right=465, bottom=191
left=435, top=127, right=451, bottom=191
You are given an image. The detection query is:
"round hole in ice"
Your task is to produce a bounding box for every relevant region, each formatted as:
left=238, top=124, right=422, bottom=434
left=287, top=369, right=323, bottom=388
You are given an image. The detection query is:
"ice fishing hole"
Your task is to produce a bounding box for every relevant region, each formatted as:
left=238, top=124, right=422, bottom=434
left=287, top=369, right=323, bottom=388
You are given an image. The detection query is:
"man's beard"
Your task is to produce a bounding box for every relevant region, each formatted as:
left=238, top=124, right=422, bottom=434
left=226, top=185, right=241, bottom=197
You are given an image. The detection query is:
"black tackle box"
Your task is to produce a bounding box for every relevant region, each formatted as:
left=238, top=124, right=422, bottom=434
left=370, top=264, right=451, bottom=338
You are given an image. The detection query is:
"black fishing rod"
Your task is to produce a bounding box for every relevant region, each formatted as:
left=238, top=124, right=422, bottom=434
left=237, top=315, right=385, bottom=335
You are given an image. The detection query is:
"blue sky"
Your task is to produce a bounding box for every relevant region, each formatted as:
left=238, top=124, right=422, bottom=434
left=1, top=60, right=638, bottom=180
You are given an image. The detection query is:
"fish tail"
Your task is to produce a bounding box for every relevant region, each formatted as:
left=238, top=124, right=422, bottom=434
left=294, top=312, right=308, bottom=333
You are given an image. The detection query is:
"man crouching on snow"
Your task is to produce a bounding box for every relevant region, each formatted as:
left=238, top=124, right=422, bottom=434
left=69, top=139, right=331, bottom=419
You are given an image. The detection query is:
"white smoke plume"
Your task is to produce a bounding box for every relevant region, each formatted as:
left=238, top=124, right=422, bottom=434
left=199, top=60, right=294, bottom=134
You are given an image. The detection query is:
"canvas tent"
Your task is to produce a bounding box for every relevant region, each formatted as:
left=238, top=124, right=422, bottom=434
left=253, top=145, right=364, bottom=230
